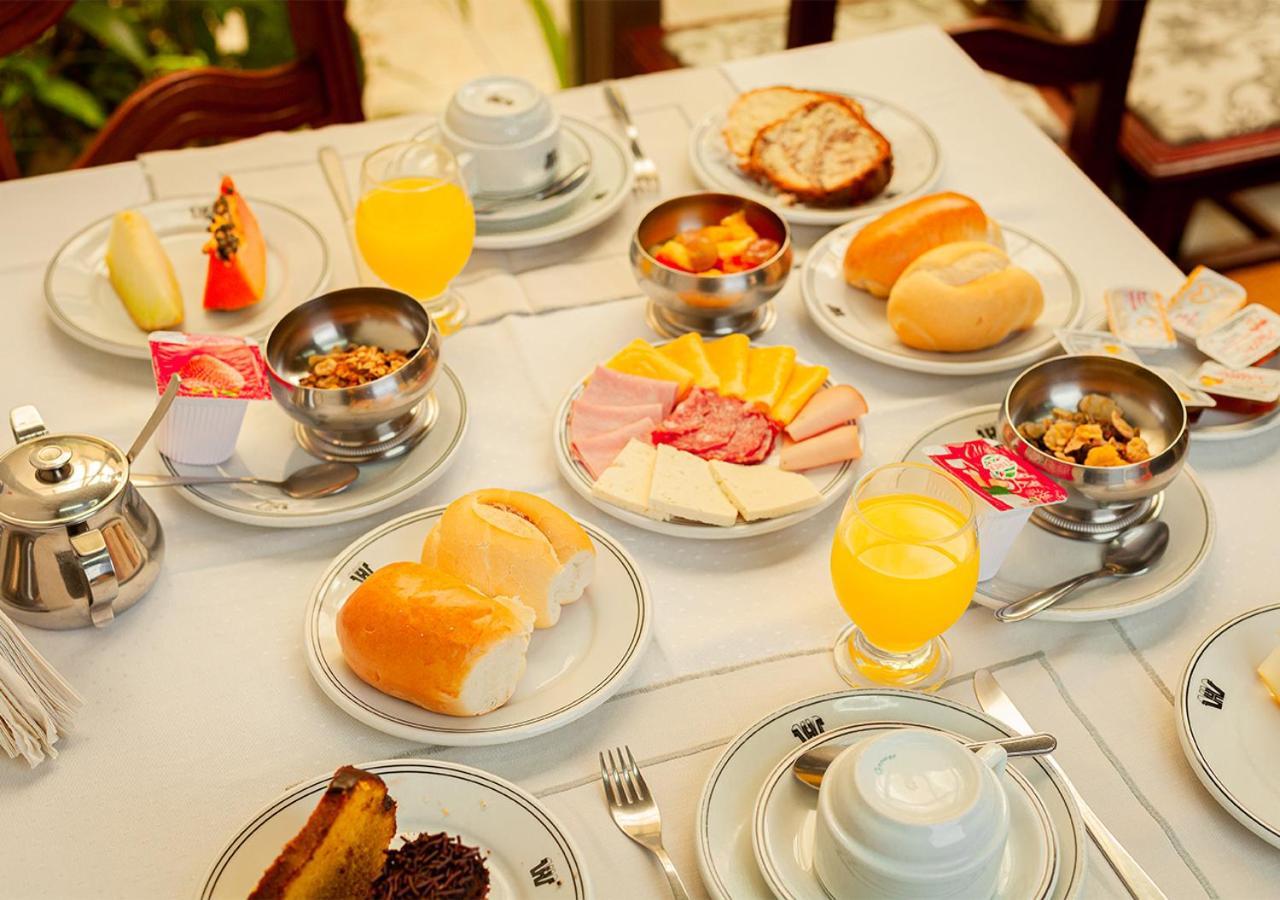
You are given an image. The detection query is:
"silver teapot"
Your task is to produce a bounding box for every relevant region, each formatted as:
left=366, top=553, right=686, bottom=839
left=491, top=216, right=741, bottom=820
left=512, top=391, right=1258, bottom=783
left=0, top=405, right=165, bottom=629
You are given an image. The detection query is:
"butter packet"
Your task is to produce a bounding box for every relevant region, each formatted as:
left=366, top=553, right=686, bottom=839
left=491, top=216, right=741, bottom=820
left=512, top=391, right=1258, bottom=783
left=1166, top=266, right=1247, bottom=338
left=1195, top=304, right=1280, bottom=370
left=1145, top=365, right=1216, bottom=408
left=1054, top=329, right=1142, bottom=363
left=1194, top=361, right=1280, bottom=404
left=1105, top=287, right=1176, bottom=349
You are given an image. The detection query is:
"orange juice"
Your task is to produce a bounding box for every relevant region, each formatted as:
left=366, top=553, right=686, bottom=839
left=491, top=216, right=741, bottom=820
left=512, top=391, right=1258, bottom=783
left=355, top=176, right=475, bottom=299
left=831, top=492, right=978, bottom=653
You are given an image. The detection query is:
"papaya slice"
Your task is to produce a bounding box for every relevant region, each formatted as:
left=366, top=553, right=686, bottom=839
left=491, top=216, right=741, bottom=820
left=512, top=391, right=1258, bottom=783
left=203, top=176, right=267, bottom=311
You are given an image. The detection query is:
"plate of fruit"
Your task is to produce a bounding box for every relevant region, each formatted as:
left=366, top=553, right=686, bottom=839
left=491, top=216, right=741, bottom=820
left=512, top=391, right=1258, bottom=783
left=554, top=334, right=868, bottom=539
left=45, top=177, right=331, bottom=359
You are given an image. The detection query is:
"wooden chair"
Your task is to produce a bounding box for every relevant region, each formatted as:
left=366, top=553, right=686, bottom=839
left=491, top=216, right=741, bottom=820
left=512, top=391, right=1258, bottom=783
left=0, top=0, right=363, bottom=181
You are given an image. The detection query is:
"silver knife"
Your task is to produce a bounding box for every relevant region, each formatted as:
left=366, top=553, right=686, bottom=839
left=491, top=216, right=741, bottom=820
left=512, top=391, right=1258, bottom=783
left=973, top=669, right=1168, bottom=900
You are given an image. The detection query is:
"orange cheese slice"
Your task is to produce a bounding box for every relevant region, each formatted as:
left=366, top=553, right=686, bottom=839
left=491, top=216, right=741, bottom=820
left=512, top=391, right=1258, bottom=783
left=743, top=345, right=796, bottom=411
left=605, top=339, right=694, bottom=398
left=704, top=334, right=749, bottom=398
left=657, top=333, right=720, bottom=390
left=770, top=363, right=829, bottom=426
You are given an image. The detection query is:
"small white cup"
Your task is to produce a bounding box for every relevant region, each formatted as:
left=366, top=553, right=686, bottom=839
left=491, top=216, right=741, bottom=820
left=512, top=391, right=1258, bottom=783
left=440, top=75, right=561, bottom=196
left=814, top=729, right=1011, bottom=899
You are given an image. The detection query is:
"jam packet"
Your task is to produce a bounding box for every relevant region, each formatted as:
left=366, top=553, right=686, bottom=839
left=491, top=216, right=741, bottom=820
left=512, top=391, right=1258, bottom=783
left=1105, top=287, right=1176, bottom=349
left=1145, top=365, right=1216, bottom=409
left=1195, top=304, right=1280, bottom=370
left=1054, top=329, right=1142, bottom=363
left=1195, top=361, right=1280, bottom=406
left=924, top=440, right=1067, bottom=581
left=1166, top=266, right=1247, bottom=338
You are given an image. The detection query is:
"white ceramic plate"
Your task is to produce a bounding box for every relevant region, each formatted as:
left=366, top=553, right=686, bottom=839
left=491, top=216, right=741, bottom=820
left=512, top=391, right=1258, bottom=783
left=695, top=690, right=1084, bottom=900
left=45, top=196, right=330, bottom=359
left=1177, top=604, right=1280, bottom=849
left=900, top=404, right=1215, bottom=621
left=804, top=217, right=1083, bottom=375
left=688, top=92, right=942, bottom=226
left=200, top=758, right=591, bottom=899
left=305, top=507, right=651, bottom=745
left=753, top=722, right=1058, bottom=900
left=418, top=116, right=633, bottom=250
left=552, top=369, right=861, bottom=541
left=157, top=365, right=466, bottom=528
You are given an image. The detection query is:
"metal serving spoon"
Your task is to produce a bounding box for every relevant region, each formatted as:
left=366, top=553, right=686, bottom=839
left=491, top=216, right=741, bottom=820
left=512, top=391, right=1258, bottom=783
left=793, top=732, right=1058, bottom=791
left=133, top=462, right=359, bottom=499
left=995, top=520, right=1170, bottom=623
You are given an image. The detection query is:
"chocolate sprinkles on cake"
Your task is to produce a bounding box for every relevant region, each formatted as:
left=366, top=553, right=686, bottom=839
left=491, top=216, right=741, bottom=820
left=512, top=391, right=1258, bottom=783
left=371, top=832, right=490, bottom=899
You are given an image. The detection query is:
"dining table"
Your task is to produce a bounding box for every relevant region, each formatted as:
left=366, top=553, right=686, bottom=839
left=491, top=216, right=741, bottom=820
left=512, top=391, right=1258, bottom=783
left=0, top=23, right=1277, bottom=900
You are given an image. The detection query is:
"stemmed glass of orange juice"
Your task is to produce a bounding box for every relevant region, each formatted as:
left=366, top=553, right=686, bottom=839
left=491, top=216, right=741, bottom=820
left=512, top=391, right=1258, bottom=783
left=830, top=462, right=979, bottom=691
left=355, top=140, right=475, bottom=335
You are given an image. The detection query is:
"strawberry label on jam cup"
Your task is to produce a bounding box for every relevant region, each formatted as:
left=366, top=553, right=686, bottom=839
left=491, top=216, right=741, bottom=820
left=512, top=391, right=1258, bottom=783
left=924, top=440, right=1068, bottom=513
left=148, top=332, right=271, bottom=400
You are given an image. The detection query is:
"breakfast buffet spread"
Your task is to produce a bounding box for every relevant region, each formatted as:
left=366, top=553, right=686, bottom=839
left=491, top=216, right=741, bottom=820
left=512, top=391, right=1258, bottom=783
left=6, top=50, right=1280, bottom=900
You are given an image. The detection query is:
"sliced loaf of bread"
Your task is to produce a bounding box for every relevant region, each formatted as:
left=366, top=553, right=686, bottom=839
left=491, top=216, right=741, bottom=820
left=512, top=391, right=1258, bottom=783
left=722, top=86, right=862, bottom=169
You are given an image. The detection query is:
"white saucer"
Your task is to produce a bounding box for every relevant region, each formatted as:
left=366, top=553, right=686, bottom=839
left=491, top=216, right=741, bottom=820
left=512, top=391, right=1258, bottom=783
left=689, top=92, right=942, bottom=226
left=803, top=218, right=1083, bottom=375
left=304, top=506, right=651, bottom=745
left=753, top=722, right=1059, bottom=900
left=1177, top=604, right=1280, bottom=849
left=900, top=404, right=1215, bottom=621
left=696, top=690, right=1085, bottom=900
left=200, top=758, right=590, bottom=899
left=45, top=196, right=331, bottom=359
left=158, top=365, right=466, bottom=528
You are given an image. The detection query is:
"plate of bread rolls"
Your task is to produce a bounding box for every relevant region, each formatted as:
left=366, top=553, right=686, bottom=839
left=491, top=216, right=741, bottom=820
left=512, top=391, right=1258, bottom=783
left=689, top=86, right=942, bottom=226
left=802, top=192, right=1083, bottom=375
left=304, top=489, right=651, bottom=745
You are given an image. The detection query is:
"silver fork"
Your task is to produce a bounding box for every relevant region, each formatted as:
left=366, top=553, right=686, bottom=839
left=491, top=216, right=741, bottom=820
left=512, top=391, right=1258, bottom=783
left=599, top=746, right=690, bottom=899
left=603, top=82, right=660, bottom=193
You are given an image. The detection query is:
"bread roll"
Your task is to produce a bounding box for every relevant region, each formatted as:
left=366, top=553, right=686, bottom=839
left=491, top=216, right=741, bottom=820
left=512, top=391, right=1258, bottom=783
left=422, top=489, right=596, bottom=629
left=843, top=192, right=1002, bottom=297
left=886, top=241, right=1044, bottom=352
left=337, top=563, right=534, bottom=717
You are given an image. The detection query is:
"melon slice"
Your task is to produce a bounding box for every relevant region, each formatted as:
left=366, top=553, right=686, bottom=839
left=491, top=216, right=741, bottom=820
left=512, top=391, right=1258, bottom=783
left=105, top=210, right=184, bottom=331
left=203, top=176, right=266, bottom=311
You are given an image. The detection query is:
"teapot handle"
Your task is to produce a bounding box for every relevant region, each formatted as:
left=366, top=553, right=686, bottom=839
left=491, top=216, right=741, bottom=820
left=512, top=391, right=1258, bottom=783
left=70, top=529, right=119, bottom=627
left=10, top=406, right=48, bottom=443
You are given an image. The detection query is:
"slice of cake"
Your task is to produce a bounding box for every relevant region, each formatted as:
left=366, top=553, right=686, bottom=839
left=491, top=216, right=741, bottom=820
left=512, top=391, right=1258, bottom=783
left=722, top=86, right=863, bottom=169
left=250, top=766, right=397, bottom=900
left=709, top=460, right=821, bottom=521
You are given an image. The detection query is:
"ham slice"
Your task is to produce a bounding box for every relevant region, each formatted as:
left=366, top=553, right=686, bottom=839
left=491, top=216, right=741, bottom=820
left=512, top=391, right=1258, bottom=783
left=574, top=417, right=656, bottom=479
left=780, top=424, right=862, bottom=472
left=571, top=400, right=664, bottom=438
left=785, top=385, right=868, bottom=441
left=580, top=366, right=678, bottom=416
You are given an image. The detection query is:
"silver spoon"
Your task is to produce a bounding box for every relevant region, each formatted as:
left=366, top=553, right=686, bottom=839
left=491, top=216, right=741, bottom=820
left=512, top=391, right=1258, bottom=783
left=793, top=732, right=1058, bottom=790
left=995, top=520, right=1170, bottom=623
left=133, top=462, right=359, bottom=499
left=471, top=161, right=591, bottom=215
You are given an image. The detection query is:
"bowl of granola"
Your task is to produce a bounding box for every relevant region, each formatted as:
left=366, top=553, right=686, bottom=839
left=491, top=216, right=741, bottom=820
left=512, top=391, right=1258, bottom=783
left=265, top=287, right=440, bottom=462
left=999, top=355, right=1187, bottom=510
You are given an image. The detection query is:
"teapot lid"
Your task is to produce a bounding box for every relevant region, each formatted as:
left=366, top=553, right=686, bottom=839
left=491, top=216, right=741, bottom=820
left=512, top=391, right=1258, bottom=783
left=0, top=422, right=129, bottom=529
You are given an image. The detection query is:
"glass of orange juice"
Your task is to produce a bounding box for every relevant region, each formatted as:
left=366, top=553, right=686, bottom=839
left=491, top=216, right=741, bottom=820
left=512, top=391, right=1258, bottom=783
left=355, top=140, right=475, bottom=335
left=830, top=462, right=979, bottom=691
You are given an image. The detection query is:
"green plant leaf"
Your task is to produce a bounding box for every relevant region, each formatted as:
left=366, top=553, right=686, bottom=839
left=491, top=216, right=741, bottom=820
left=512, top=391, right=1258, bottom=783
left=34, top=76, right=106, bottom=128
left=525, top=0, right=570, bottom=88
left=149, top=52, right=209, bottom=73
left=66, top=1, right=152, bottom=73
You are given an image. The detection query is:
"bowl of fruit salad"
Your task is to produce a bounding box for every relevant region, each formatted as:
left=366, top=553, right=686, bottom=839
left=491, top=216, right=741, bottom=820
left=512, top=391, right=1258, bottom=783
left=630, top=192, right=792, bottom=336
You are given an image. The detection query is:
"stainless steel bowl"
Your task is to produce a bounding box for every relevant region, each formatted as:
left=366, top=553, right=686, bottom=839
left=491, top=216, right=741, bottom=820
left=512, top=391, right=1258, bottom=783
left=630, top=192, right=792, bottom=337
left=265, top=287, right=441, bottom=462
left=1000, top=355, right=1188, bottom=511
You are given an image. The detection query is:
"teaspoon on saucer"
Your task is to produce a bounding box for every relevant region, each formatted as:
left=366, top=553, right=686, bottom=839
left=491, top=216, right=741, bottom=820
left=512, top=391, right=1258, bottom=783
left=133, top=462, right=359, bottom=499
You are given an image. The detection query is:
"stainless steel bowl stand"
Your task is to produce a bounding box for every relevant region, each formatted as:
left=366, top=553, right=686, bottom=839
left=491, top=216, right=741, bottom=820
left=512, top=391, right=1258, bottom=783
left=1031, top=492, right=1164, bottom=543
left=293, top=393, right=439, bottom=463
left=644, top=299, right=777, bottom=339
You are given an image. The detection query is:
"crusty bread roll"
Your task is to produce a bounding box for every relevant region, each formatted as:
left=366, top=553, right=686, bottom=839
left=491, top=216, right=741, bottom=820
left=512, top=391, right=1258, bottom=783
left=886, top=241, right=1044, bottom=352
left=422, top=489, right=596, bottom=629
left=843, top=192, right=1002, bottom=297
left=336, top=563, right=535, bottom=717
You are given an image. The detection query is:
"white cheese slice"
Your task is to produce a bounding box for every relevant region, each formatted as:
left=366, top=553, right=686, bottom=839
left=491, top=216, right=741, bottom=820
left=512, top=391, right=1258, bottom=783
left=709, top=459, right=822, bottom=521
left=1258, top=643, right=1280, bottom=702
left=648, top=445, right=739, bottom=527
left=592, top=439, right=660, bottom=518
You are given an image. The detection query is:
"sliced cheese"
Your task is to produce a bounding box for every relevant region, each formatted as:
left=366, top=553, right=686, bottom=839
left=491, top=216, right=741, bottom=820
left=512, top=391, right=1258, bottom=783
left=592, top=439, right=659, bottom=518
left=648, top=444, right=738, bottom=526
left=743, top=345, right=796, bottom=411
left=771, top=363, right=829, bottom=425
left=1259, top=643, right=1280, bottom=704
left=709, top=460, right=821, bottom=521
left=658, top=333, right=720, bottom=390
left=605, top=339, right=694, bottom=398
left=705, top=334, right=750, bottom=398
left=786, top=384, right=868, bottom=441
left=780, top=424, right=862, bottom=472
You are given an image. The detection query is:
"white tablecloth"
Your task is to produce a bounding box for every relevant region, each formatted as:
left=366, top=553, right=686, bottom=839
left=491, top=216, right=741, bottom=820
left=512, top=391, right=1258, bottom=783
left=0, top=25, right=1276, bottom=899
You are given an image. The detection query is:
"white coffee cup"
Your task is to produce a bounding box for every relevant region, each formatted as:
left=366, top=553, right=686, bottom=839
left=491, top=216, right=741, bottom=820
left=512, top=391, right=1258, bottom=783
left=813, top=729, right=1011, bottom=899
left=440, top=75, right=561, bottom=196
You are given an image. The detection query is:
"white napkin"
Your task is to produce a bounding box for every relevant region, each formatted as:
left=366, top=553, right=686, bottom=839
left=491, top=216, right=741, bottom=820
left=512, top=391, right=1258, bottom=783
left=0, top=610, right=82, bottom=767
